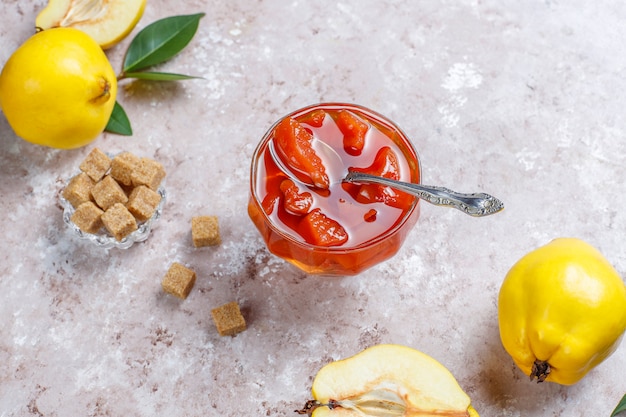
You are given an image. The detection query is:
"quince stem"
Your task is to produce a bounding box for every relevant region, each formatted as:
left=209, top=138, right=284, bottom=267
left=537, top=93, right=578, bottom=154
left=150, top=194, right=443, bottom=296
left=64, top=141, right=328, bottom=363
left=90, top=77, right=112, bottom=104
left=530, top=359, right=551, bottom=383
left=295, top=400, right=339, bottom=415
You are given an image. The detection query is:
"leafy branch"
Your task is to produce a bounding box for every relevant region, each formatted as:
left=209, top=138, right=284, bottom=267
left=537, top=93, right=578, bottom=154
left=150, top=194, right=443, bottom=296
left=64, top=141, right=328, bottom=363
left=105, top=13, right=205, bottom=136
left=611, top=394, right=626, bottom=417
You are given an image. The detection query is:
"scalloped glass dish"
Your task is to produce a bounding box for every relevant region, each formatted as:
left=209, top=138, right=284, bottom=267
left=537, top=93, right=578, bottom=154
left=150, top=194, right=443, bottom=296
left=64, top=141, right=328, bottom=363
left=60, top=186, right=166, bottom=250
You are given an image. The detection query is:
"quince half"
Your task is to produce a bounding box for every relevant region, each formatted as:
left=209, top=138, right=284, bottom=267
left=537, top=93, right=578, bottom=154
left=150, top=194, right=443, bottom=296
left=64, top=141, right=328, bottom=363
left=35, top=0, right=146, bottom=49
left=298, top=344, right=479, bottom=417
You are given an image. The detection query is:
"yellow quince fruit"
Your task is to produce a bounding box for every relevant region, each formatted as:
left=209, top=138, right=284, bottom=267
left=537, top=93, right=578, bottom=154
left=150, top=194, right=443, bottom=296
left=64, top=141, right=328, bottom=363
left=498, top=237, right=626, bottom=385
left=0, top=27, right=117, bottom=149
left=36, top=0, right=146, bottom=49
left=299, top=344, right=479, bottom=417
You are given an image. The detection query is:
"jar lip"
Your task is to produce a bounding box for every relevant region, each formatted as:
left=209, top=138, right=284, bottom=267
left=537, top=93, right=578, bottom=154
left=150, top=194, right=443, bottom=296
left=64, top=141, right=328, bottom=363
left=249, top=102, right=422, bottom=252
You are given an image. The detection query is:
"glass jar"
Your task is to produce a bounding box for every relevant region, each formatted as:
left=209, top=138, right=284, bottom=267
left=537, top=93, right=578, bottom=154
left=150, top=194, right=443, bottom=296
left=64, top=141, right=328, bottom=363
left=248, top=103, right=421, bottom=276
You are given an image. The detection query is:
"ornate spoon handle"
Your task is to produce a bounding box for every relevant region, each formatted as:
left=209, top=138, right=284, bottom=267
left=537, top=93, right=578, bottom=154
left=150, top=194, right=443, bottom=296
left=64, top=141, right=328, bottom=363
left=344, top=171, right=504, bottom=217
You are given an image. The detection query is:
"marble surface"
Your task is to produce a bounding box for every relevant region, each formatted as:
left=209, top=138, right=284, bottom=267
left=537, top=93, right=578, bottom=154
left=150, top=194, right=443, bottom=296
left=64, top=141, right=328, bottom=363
left=1, top=0, right=625, bottom=415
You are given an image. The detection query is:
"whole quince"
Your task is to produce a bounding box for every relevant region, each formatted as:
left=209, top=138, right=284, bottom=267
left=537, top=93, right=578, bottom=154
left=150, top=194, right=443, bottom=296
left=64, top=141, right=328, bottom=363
left=299, top=344, right=479, bottom=417
left=498, top=237, right=626, bottom=385
left=0, top=27, right=117, bottom=149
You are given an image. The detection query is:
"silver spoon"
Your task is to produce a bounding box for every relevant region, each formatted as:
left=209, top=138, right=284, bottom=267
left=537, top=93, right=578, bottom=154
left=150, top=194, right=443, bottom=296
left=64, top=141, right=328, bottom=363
left=344, top=171, right=504, bottom=217
left=268, top=140, right=504, bottom=217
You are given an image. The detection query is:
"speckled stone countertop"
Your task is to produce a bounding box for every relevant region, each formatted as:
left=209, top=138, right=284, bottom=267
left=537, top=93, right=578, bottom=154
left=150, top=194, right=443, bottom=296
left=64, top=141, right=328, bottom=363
left=1, top=1, right=625, bottom=416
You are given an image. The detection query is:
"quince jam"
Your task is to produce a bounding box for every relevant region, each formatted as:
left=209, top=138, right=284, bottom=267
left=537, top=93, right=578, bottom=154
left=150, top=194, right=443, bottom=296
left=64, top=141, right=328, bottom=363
left=248, top=103, right=421, bottom=275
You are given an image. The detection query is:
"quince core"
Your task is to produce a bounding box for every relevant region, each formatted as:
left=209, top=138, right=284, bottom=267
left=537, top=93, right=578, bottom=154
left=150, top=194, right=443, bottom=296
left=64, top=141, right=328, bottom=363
left=299, top=344, right=479, bottom=417
left=36, top=0, right=146, bottom=49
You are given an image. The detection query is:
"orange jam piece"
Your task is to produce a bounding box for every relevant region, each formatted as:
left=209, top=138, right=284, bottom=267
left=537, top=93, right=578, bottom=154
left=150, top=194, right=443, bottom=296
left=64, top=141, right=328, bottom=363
left=280, top=179, right=313, bottom=215
left=261, top=189, right=280, bottom=215
left=299, top=109, right=326, bottom=128
left=336, top=109, right=369, bottom=156
left=364, top=209, right=378, bottom=222
left=274, top=117, right=330, bottom=189
left=297, top=208, right=348, bottom=247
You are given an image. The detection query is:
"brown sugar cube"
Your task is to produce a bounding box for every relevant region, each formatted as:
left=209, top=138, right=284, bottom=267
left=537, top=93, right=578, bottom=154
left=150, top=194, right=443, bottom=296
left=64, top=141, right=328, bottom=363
left=79, top=148, right=111, bottom=182
left=161, top=262, right=196, bottom=299
left=191, top=215, right=221, bottom=247
left=211, top=302, right=246, bottom=336
left=62, top=172, right=95, bottom=208
left=110, top=152, right=140, bottom=186
left=126, top=185, right=161, bottom=222
left=131, top=157, right=166, bottom=190
left=91, top=175, right=128, bottom=210
left=70, top=201, right=103, bottom=234
left=101, top=203, right=137, bottom=241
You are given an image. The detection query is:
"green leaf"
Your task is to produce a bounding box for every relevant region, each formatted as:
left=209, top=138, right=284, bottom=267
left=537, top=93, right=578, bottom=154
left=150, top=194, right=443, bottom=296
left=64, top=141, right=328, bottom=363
left=612, top=394, right=626, bottom=416
left=123, top=13, right=205, bottom=74
left=105, top=101, right=133, bottom=136
left=123, top=71, right=201, bottom=81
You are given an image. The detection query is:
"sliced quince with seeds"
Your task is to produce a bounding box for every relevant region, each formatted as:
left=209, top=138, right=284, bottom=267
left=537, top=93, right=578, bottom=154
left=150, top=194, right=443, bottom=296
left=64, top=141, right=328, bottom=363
left=299, top=344, right=479, bottom=417
left=36, top=0, right=146, bottom=49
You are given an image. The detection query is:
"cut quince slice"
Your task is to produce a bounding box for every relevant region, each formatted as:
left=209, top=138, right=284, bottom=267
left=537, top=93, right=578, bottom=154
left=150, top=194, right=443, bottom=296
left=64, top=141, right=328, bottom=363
left=304, top=344, right=479, bottom=417
left=36, top=0, right=146, bottom=49
left=297, top=209, right=348, bottom=247
left=273, top=117, right=330, bottom=190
